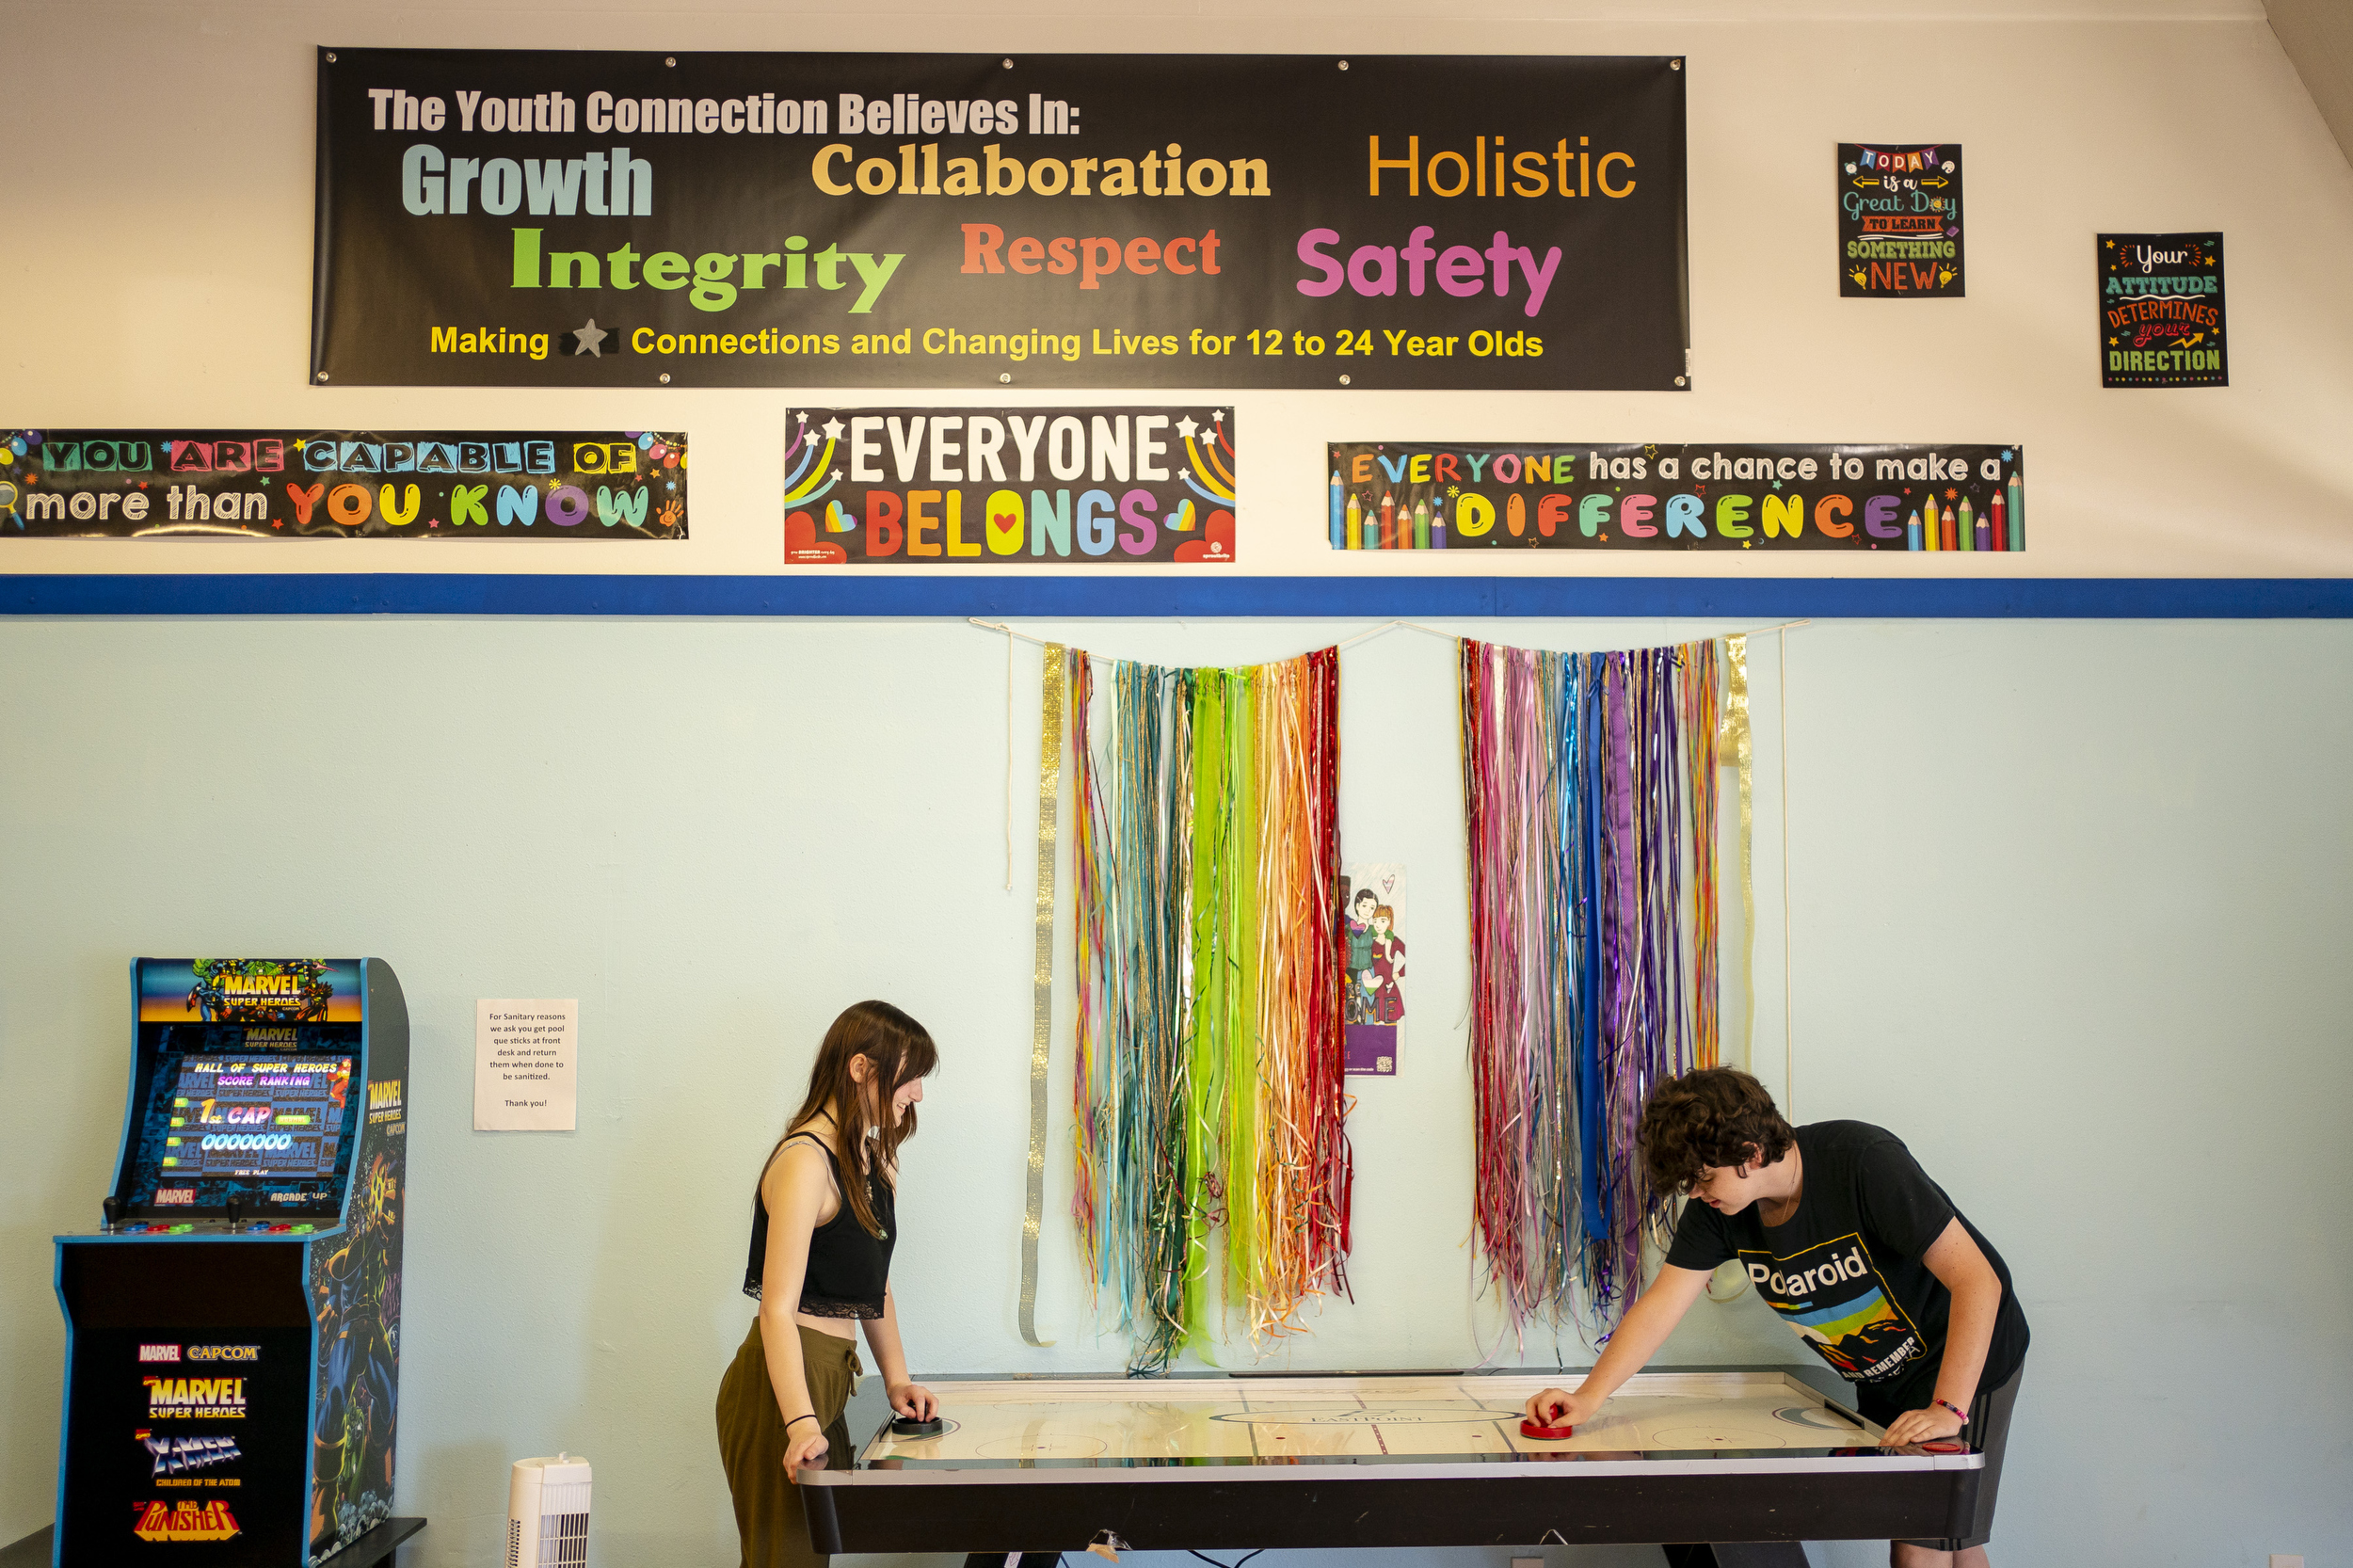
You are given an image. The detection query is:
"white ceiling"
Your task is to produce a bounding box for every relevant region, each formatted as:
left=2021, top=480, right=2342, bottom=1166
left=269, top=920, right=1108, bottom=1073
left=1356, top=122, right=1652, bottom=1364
left=2267, top=0, right=2353, bottom=168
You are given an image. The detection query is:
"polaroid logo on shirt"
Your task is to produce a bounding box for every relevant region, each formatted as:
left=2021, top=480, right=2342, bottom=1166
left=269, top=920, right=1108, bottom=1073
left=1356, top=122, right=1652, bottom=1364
left=1748, top=1243, right=1869, bottom=1300
left=139, top=1345, right=182, bottom=1363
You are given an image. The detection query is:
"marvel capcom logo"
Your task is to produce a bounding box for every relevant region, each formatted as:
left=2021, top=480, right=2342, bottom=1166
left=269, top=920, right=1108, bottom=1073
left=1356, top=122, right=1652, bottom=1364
left=154, top=1189, right=196, bottom=1206
left=138, top=1345, right=181, bottom=1363
left=367, top=1080, right=404, bottom=1112
left=145, top=1376, right=247, bottom=1417
left=187, top=1345, right=259, bottom=1363
left=132, top=1499, right=240, bottom=1543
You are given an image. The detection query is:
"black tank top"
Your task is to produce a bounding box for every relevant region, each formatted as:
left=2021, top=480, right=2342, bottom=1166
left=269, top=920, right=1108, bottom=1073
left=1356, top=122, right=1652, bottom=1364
left=742, top=1131, right=895, bottom=1318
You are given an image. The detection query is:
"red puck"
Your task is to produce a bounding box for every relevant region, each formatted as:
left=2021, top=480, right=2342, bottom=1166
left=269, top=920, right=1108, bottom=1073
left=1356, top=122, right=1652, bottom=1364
left=1520, top=1417, right=1576, bottom=1440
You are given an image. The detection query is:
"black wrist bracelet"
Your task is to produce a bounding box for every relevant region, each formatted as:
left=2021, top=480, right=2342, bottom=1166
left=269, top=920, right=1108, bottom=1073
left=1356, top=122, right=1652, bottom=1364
left=784, top=1413, right=818, bottom=1432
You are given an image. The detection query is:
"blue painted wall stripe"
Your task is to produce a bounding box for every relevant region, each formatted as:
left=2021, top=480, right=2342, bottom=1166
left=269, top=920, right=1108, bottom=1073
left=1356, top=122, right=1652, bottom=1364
left=3, top=573, right=2351, bottom=618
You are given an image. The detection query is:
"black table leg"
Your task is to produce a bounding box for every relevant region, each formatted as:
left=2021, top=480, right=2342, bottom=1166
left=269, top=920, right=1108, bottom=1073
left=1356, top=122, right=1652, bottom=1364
left=1661, top=1546, right=1811, bottom=1568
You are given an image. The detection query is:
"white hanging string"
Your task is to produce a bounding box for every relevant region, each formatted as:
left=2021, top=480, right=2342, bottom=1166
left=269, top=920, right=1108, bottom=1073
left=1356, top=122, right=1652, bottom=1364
left=1780, top=623, right=1795, bottom=1120
left=968, top=615, right=1809, bottom=660
left=1004, top=626, right=1016, bottom=892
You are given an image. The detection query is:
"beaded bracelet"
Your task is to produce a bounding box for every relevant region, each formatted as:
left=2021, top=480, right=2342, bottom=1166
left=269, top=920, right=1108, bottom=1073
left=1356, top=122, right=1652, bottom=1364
left=1931, top=1398, right=1970, bottom=1426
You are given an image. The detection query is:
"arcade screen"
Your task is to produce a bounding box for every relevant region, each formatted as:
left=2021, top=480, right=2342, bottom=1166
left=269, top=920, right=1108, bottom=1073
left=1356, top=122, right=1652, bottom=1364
left=124, top=1055, right=359, bottom=1214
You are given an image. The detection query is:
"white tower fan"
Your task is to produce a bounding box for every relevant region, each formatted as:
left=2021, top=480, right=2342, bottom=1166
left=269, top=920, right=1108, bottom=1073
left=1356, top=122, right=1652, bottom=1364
left=506, top=1453, right=592, bottom=1568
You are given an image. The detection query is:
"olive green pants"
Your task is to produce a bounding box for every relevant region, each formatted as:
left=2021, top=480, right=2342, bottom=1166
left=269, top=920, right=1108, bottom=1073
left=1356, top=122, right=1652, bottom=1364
left=715, top=1320, right=862, bottom=1568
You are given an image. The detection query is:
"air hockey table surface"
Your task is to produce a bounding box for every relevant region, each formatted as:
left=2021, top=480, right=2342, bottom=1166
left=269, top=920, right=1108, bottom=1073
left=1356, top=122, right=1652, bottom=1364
left=801, top=1369, right=1986, bottom=1556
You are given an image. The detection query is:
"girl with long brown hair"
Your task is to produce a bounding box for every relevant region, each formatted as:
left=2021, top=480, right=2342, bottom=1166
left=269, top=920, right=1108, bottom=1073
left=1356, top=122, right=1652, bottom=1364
left=715, top=1000, right=940, bottom=1568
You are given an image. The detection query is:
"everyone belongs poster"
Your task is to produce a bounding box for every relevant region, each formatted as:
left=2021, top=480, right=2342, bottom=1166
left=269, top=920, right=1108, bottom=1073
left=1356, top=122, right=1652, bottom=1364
left=781, top=406, right=1234, bottom=564
left=1837, top=143, right=1962, bottom=297
left=2099, top=232, right=2226, bottom=388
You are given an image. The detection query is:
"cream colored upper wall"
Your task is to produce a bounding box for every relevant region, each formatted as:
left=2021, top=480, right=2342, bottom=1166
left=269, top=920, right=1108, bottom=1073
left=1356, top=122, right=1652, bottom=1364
left=11, top=5, right=2350, bottom=582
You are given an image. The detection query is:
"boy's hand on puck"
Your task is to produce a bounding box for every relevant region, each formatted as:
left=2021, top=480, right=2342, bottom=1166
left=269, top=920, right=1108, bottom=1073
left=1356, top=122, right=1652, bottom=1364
left=1877, top=1402, right=1965, bottom=1448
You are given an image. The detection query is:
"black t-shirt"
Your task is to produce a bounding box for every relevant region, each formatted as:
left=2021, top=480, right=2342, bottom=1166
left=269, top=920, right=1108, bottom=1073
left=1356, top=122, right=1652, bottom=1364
left=1664, top=1120, right=2029, bottom=1413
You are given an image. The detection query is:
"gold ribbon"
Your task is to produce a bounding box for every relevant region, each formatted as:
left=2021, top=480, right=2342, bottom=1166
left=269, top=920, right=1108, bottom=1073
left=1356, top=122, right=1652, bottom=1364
left=1019, top=643, right=1066, bottom=1348
left=1719, top=634, right=1754, bottom=1073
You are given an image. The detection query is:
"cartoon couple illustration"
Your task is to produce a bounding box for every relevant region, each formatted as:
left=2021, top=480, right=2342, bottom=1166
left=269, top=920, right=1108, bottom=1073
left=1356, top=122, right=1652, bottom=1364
left=1344, top=886, right=1405, bottom=1025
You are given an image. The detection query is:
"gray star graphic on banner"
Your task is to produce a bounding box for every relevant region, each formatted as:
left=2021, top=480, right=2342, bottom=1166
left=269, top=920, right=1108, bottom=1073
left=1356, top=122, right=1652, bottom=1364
left=571, top=319, right=609, bottom=357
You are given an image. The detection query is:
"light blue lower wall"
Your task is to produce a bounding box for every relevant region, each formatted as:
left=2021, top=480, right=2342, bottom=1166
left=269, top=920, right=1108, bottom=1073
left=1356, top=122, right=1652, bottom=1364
left=1, top=616, right=2345, bottom=1567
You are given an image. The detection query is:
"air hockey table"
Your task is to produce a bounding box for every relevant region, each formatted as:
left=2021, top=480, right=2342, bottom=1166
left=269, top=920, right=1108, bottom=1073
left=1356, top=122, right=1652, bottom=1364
left=801, top=1368, right=1986, bottom=1565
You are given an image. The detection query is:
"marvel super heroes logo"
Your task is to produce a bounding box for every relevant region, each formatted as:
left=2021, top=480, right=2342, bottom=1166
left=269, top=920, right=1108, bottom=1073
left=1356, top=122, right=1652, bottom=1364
left=139, top=1345, right=181, bottom=1362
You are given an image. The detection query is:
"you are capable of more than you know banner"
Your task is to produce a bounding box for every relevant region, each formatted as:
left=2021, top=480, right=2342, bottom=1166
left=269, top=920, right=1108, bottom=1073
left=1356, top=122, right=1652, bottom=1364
left=1327, top=440, right=2025, bottom=552
left=0, top=429, right=686, bottom=538
left=312, top=49, right=1689, bottom=391
left=782, top=407, right=1234, bottom=565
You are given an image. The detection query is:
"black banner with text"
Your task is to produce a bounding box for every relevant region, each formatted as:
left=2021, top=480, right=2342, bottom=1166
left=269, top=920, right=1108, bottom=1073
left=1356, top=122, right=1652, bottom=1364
left=312, top=49, right=1689, bottom=390
left=0, top=429, right=686, bottom=538
left=1326, top=440, right=2025, bottom=552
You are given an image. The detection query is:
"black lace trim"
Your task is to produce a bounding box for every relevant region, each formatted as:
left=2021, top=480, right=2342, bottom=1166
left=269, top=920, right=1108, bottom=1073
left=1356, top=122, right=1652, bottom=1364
left=739, top=1283, right=884, bottom=1320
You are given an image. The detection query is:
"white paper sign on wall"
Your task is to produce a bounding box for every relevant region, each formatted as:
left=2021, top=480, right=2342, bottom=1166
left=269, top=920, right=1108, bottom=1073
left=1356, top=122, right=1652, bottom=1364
left=474, top=998, right=579, bottom=1131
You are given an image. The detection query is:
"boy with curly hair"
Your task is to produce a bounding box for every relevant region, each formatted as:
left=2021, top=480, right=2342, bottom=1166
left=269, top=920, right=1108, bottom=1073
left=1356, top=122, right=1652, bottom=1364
left=1522, top=1067, right=2028, bottom=1567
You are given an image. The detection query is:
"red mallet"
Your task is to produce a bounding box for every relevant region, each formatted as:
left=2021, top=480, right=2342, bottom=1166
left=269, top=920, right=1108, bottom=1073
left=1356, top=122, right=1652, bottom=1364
left=1520, top=1417, right=1576, bottom=1440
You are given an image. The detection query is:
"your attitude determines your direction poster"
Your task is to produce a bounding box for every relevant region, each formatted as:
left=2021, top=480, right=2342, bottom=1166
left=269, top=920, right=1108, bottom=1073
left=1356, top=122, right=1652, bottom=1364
left=311, top=49, right=1689, bottom=391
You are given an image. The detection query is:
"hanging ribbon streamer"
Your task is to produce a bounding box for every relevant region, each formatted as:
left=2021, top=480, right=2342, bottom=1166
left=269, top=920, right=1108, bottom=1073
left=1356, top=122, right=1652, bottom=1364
left=1070, top=648, right=1348, bottom=1373
left=1461, top=636, right=1727, bottom=1339
left=1721, top=633, right=1753, bottom=1072
left=1017, top=643, right=1066, bottom=1349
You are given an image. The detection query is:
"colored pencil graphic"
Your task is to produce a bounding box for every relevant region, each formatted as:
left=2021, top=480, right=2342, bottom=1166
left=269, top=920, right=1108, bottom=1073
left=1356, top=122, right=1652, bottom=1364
left=1907, top=509, right=1923, bottom=551
left=1329, top=471, right=1345, bottom=549
left=1414, top=497, right=1431, bottom=550
left=1991, top=488, right=2008, bottom=552
left=1380, top=490, right=1396, bottom=550
left=1959, top=495, right=1976, bottom=552
left=1345, top=490, right=1362, bottom=550
left=2007, top=472, right=2025, bottom=550
left=1923, top=495, right=1940, bottom=552
left=1433, top=509, right=1449, bottom=549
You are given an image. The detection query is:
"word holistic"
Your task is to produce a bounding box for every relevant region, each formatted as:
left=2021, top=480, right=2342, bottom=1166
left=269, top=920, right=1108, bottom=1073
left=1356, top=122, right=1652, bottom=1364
left=782, top=407, right=1236, bottom=566
left=1325, top=440, right=2026, bottom=553
left=0, top=429, right=687, bottom=539
left=312, top=48, right=1689, bottom=390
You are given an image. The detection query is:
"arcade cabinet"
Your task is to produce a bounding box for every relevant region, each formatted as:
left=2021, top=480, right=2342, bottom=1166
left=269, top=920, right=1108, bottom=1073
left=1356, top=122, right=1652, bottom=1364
left=52, top=959, right=413, bottom=1567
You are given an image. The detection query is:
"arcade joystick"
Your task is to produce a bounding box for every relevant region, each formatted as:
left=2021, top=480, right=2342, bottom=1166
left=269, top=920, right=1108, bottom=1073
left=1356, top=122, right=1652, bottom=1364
left=1519, top=1417, right=1576, bottom=1440
left=225, top=1199, right=244, bottom=1231
left=889, top=1414, right=946, bottom=1436
left=102, top=1198, right=122, bottom=1232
